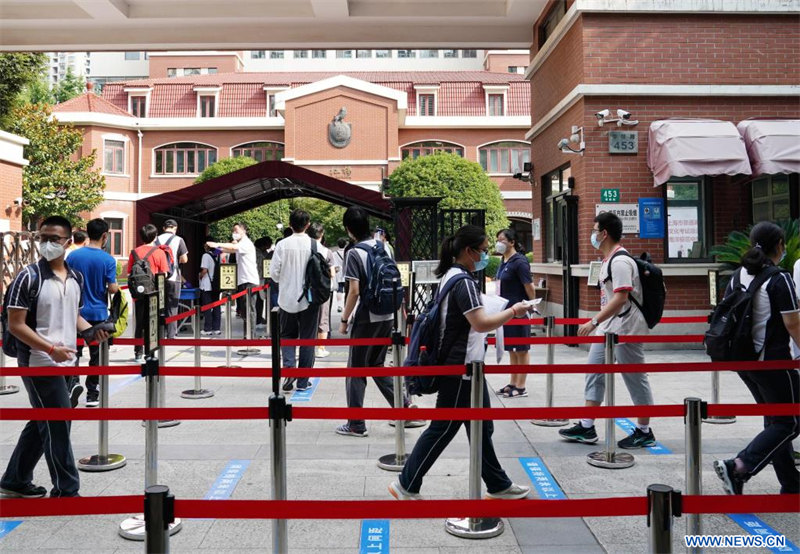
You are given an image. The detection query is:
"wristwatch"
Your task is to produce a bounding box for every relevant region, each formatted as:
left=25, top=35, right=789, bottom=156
left=341, top=318, right=349, bottom=324
left=591, top=317, right=599, bottom=327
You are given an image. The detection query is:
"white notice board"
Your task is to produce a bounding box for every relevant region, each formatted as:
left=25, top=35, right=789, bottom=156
left=595, top=203, right=639, bottom=234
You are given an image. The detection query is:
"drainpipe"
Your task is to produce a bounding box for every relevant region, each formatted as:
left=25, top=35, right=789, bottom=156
left=136, top=124, right=143, bottom=196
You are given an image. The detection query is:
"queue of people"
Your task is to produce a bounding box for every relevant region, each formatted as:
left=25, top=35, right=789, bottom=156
left=2, top=208, right=797, bottom=504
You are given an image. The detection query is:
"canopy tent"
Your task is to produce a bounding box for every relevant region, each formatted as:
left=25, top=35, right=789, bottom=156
left=647, top=119, right=751, bottom=186
left=737, top=119, right=800, bottom=177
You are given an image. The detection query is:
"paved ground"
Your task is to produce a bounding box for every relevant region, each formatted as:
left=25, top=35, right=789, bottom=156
left=1, top=306, right=798, bottom=553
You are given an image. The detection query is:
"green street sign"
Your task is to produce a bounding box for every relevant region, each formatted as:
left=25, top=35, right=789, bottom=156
left=601, top=189, right=620, bottom=203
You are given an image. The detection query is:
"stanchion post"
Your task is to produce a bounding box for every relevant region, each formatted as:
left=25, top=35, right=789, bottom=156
left=588, top=333, right=634, bottom=469
left=647, top=484, right=681, bottom=554
left=684, top=397, right=705, bottom=551
left=445, top=361, right=504, bottom=539
left=237, top=287, right=260, bottom=356
left=269, top=309, right=289, bottom=553
left=144, top=485, right=174, bottom=554
left=0, top=341, right=20, bottom=395
left=181, top=305, right=213, bottom=399
left=155, top=317, right=180, bottom=428
left=218, top=293, right=241, bottom=369
left=532, top=315, right=567, bottom=427
left=703, top=371, right=735, bottom=424
left=78, top=339, right=126, bottom=471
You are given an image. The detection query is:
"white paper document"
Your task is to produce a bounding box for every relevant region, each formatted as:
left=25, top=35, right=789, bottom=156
left=482, top=293, right=509, bottom=363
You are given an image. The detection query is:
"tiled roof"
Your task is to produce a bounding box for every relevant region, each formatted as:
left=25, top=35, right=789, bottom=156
left=102, top=71, right=530, bottom=118
left=52, top=92, right=134, bottom=117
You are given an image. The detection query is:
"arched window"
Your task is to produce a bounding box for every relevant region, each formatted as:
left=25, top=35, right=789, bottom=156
left=154, top=142, right=217, bottom=175
left=232, top=141, right=284, bottom=162
left=401, top=141, right=464, bottom=160
left=479, top=141, right=530, bottom=174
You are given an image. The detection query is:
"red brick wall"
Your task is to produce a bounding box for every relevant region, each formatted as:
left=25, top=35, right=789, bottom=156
left=484, top=53, right=529, bottom=73
left=531, top=17, right=584, bottom=123
left=0, top=160, right=23, bottom=232
left=582, top=13, right=800, bottom=85
left=149, top=54, right=241, bottom=79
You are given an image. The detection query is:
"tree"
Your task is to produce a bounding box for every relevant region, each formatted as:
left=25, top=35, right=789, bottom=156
left=0, top=53, right=48, bottom=128
left=8, top=103, right=105, bottom=228
left=385, top=153, right=509, bottom=238
left=53, top=67, right=85, bottom=104
left=19, top=73, right=54, bottom=106
left=198, top=157, right=347, bottom=244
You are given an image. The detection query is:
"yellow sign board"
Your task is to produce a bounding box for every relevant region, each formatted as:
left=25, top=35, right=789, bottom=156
left=262, top=259, right=271, bottom=279
left=220, top=264, right=238, bottom=291
left=396, top=262, right=411, bottom=288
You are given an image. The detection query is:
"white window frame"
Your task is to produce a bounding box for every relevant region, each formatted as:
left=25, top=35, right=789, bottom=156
left=101, top=133, right=129, bottom=176
left=100, top=212, right=128, bottom=258
left=399, top=139, right=466, bottom=160
left=414, top=85, right=440, bottom=117
left=151, top=141, right=218, bottom=178
left=476, top=140, right=531, bottom=176
left=263, top=86, right=289, bottom=118
left=194, top=86, right=222, bottom=118
left=483, top=85, right=510, bottom=117
left=230, top=141, right=285, bottom=162
left=125, top=87, right=152, bottom=117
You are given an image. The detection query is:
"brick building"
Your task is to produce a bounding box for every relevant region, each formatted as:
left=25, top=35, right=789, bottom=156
left=526, top=1, right=799, bottom=326
left=51, top=51, right=533, bottom=260
left=0, top=131, right=28, bottom=233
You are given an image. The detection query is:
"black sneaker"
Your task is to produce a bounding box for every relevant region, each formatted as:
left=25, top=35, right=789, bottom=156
left=282, top=377, right=296, bottom=391
left=69, top=384, right=84, bottom=409
left=714, top=459, right=745, bottom=495
left=0, top=483, right=47, bottom=498
left=85, top=392, right=99, bottom=408
left=618, top=427, right=656, bottom=449
left=295, top=380, right=312, bottom=391
left=558, top=422, right=598, bottom=444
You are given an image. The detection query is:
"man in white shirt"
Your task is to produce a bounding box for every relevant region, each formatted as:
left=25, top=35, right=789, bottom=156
left=271, top=210, right=317, bottom=391
left=559, top=212, right=656, bottom=449
left=157, top=219, right=188, bottom=339
left=205, top=222, right=260, bottom=339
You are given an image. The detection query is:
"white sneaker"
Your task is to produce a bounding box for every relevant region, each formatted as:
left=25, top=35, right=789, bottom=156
left=213, top=330, right=222, bottom=335
left=485, top=483, right=531, bottom=500
left=389, top=481, right=422, bottom=500
left=316, top=348, right=330, bottom=358
left=200, top=330, right=213, bottom=336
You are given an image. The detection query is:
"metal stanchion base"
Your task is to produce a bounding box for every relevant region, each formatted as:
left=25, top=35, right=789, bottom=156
left=217, top=364, right=242, bottom=368
left=445, top=517, right=504, bottom=539
left=140, top=420, right=182, bottom=428
left=703, top=416, right=737, bottom=425
left=531, top=419, right=569, bottom=427
left=77, top=453, right=127, bottom=472
left=236, top=348, right=261, bottom=356
left=181, top=388, right=214, bottom=399
left=586, top=450, right=635, bottom=469
left=377, top=453, right=407, bottom=472
left=0, top=385, right=20, bottom=395
left=118, top=514, right=182, bottom=540
left=388, top=420, right=427, bottom=428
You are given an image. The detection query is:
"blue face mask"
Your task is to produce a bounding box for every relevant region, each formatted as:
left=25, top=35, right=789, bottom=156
left=473, top=250, right=489, bottom=272
left=590, top=231, right=603, bottom=250
left=779, top=249, right=786, bottom=264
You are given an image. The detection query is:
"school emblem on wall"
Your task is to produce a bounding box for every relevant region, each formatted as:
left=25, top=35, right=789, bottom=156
left=328, top=107, right=351, bottom=148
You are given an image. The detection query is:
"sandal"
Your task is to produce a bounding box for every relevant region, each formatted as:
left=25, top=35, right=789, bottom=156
left=496, top=383, right=514, bottom=395
left=504, top=386, right=528, bottom=398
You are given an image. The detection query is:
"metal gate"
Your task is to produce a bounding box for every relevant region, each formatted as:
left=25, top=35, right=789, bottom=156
left=0, top=231, right=41, bottom=296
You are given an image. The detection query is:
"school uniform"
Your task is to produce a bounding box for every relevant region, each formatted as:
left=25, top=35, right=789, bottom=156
left=727, top=265, right=800, bottom=493
left=398, top=265, right=514, bottom=495
left=1, top=259, right=84, bottom=497
left=497, top=252, right=532, bottom=352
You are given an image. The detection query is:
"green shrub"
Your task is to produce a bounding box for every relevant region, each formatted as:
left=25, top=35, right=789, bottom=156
left=711, top=218, right=799, bottom=272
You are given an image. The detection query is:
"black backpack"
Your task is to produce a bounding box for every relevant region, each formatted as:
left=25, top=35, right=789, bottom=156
left=298, top=240, right=331, bottom=306
left=355, top=242, right=403, bottom=316
left=405, top=272, right=472, bottom=396
left=208, top=251, right=222, bottom=294
left=128, top=246, right=158, bottom=300
left=1, top=264, right=42, bottom=358
left=606, top=251, right=665, bottom=329
left=704, top=266, right=781, bottom=362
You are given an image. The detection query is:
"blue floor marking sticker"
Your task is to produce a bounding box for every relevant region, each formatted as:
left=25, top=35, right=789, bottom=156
left=109, top=375, right=142, bottom=396
left=614, top=418, right=672, bottom=454
left=0, top=521, right=23, bottom=540
left=728, top=513, right=799, bottom=553
left=519, top=457, right=566, bottom=499
left=360, top=519, right=390, bottom=554
left=290, top=378, right=319, bottom=402
left=205, top=459, right=250, bottom=500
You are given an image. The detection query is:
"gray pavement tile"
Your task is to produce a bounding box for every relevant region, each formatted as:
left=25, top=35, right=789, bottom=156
left=390, top=518, right=520, bottom=548
left=521, top=547, right=605, bottom=554
left=0, top=518, right=67, bottom=550
left=439, top=547, right=522, bottom=554
left=509, top=517, right=599, bottom=546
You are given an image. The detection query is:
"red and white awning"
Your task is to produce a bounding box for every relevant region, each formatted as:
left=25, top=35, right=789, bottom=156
left=737, top=119, right=800, bottom=177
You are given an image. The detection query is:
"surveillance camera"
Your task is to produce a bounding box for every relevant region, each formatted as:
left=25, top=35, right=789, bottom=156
left=617, top=109, right=631, bottom=120
left=557, top=138, right=570, bottom=149
left=595, top=109, right=610, bottom=120
left=512, top=172, right=531, bottom=183
left=13, top=197, right=22, bottom=205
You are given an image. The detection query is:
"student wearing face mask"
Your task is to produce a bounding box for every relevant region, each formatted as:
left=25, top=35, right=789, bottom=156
left=494, top=228, right=536, bottom=398
left=559, top=212, right=657, bottom=449
left=388, top=225, right=534, bottom=500
left=1, top=216, right=110, bottom=499
left=713, top=221, right=800, bottom=495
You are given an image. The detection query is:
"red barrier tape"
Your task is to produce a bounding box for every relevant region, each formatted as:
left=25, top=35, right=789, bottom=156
left=201, top=297, right=228, bottom=312
left=553, top=317, right=709, bottom=326
left=162, top=338, right=273, bottom=347
left=1, top=365, right=141, bottom=377
left=2, top=494, right=796, bottom=520
left=251, top=284, right=268, bottom=293
left=483, top=360, right=800, bottom=375
left=618, top=334, right=705, bottom=344
left=501, top=318, right=546, bottom=326
left=158, top=365, right=467, bottom=379
left=231, top=290, right=248, bottom=300
left=165, top=308, right=196, bottom=324
left=0, top=407, right=268, bottom=421
left=493, top=336, right=605, bottom=345
left=707, top=404, right=800, bottom=417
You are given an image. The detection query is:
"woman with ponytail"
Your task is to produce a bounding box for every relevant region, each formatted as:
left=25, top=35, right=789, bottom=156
left=389, top=225, right=534, bottom=501
left=714, top=221, right=800, bottom=496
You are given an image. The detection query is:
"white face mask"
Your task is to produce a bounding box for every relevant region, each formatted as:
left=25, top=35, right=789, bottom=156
left=495, top=241, right=507, bottom=255
left=40, top=241, right=65, bottom=261
left=232, top=232, right=242, bottom=241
